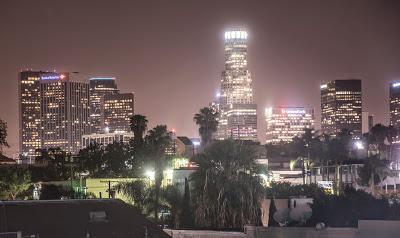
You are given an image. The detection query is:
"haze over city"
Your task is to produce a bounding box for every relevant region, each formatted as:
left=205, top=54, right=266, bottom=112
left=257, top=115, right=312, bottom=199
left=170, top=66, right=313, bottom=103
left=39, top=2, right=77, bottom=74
left=1, top=0, right=400, bottom=155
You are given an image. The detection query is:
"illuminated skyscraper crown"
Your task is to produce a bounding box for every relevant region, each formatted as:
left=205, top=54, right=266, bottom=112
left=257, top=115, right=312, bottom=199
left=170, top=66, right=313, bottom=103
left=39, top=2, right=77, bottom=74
left=220, top=27, right=253, bottom=105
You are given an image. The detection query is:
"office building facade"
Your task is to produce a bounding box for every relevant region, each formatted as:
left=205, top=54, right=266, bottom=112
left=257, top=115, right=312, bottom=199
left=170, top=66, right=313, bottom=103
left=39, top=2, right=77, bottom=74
left=390, top=81, right=400, bottom=129
left=101, top=93, right=134, bottom=133
left=19, top=71, right=90, bottom=157
left=216, top=28, right=258, bottom=141
left=321, top=79, right=362, bottom=137
left=89, top=77, right=119, bottom=134
left=18, top=71, right=43, bottom=158
left=40, top=72, right=90, bottom=153
left=265, top=107, right=315, bottom=144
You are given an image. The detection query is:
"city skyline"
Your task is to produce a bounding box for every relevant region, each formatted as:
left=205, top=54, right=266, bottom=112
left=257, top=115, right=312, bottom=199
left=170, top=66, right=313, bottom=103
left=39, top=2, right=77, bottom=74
left=1, top=0, right=400, bottom=155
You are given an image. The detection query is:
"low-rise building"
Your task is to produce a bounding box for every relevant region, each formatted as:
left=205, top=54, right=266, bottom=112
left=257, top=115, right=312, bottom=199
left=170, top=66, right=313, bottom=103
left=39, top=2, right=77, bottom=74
left=81, top=131, right=134, bottom=148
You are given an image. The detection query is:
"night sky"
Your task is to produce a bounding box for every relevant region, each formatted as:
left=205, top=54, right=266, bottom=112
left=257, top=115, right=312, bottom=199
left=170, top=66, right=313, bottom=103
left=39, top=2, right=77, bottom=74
left=1, top=0, right=400, bottom=155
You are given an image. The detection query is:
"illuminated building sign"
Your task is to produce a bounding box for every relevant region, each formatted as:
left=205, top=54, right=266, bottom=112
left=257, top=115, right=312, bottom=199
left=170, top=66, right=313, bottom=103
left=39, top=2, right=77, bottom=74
left=224, top=30, right=248, bottom=40
left=41, top=74, right=66, bottom=80
left=320, top=84, right=327, bottom=89
left=392, top=82, right=400, bottom=88
left=281, top=109, right=306, bottom=114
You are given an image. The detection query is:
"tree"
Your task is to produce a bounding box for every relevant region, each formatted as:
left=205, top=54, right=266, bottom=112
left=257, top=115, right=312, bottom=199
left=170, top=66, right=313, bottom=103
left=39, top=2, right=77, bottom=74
left=145, top=125, right=172, bottom=222
left=115, top=181, right=184, bottom=228
left=129, top=114, right=149, bottom=175
left=130, top=114, right=148, bottom=147
left=193, top=107, right=219, bottom=147
left=115, top=180, right=150, bottom=213
left=104, top=141, right=130, bottom=177
left=268, top=198, right=279, bottom=227
left=35, top=148, right=71, bottom=180
left=369, top=124, right=390, bottom=159
left=289, top=129, right=323, bottom=184
left=0, top=166, right=31, bottom=200
left=191, top=140, right=265, bottom=228
left=358, top=155, right=394, bottom=195
left=39, top=184, right=61, bottom=200
left=0, top=118, right=9, bottom=153
left=180, top=178, right=194, bottom=228
left=76, top=142, right=105, bottom=177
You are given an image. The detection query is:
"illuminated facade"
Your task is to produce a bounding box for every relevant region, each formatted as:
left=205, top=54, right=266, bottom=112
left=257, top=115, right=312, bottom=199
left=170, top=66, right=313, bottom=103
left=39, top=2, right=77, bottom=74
left=101, top=93, right=134, bottom=132
left=265, top=107, right=315, bottom=144
left=40, top=73, right=90, bottom=153
left=321, top=79, right=362, bottom=136
left=89, top=77, right=119, bottom=134
left=81, top=131, right=134, bottom=148
left=216, top=28, right=258, bottom=141
left=390, top=82, right=400, bottom=129
left=19, top=71, right=90, bottom=157
left=19, top=71, right=44, bottom=158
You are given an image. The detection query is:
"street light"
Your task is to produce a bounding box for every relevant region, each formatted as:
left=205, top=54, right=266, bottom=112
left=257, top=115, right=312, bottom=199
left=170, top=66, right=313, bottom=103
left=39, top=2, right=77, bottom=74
left=354, top=141, right=364, bottom=150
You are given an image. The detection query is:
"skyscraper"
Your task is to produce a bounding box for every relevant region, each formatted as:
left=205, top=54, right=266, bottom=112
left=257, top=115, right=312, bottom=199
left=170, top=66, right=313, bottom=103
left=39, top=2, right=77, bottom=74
left=362, top=111, right=374, bottom=134
left=216, top=28, right=258, bottom=141
left=40, top=72, right=90, bottom=153
left=390, top=82, right=400, bottom=129
left=265, top=107, right=315, bottom=144
left=19, top=71, right=44, bottom=159
left=89, top=77, right=119, bottom=134
left=321, top=79, right=362, bottom=137
left=101, top=93, right=134, bottom=133
left=19, top=71, right=90, bottom=158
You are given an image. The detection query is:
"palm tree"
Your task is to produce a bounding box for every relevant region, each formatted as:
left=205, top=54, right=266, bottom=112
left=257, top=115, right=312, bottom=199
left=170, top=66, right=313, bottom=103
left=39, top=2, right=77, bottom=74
left=129, top=115, right=149, bottom=176
left=130, top=114, right=148, bottom=146
left=191, top=140, right=265, bottom=228
left=193, top=107, right=219, bottom=147
left=146, top=125, right=172, bottom=222
left=369, top=124, right=390, bottom=158
left=358, top=155, right=394, bottom=196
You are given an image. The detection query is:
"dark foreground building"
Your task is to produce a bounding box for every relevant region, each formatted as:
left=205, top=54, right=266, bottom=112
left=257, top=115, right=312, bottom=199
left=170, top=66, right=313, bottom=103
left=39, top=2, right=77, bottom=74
left=0, top=199, right=170, bottom=238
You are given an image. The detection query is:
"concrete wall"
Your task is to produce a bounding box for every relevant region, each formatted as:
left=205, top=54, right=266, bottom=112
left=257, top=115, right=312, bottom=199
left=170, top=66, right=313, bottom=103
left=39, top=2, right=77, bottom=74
left=245, top=226, right=357, bottom=238
left=165, top=220, right=400, bottom=238
left=164, top=229, right=246, bottom=238
left=358, top=220, right=400, bottom=238
left=246, top=220, right=400, bottom=238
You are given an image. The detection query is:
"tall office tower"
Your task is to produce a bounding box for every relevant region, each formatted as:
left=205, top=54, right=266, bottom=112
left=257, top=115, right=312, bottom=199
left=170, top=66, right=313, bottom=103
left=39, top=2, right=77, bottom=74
left=390, top=82, right=400, bottom=129
left=321, top=79, right=362, bottom=137
left=216, top=28, right=258, bottom=141
left=362, top=111, right=374, bottom=134
left=19, top=71, right=45, bottom=159
left=101, top=93, right=134, bottom=133
left=89, top=77, right=119, bottom=134
left=19, top=71, right=90, bottom=158
left=265, top=107, right=315, bottom=144
left=40, top=72, right=90, bottom=153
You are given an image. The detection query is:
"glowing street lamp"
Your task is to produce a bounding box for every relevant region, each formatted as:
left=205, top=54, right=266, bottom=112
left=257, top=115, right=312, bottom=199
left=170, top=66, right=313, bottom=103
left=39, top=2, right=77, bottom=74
left=354, top=141, right=364, bottom=150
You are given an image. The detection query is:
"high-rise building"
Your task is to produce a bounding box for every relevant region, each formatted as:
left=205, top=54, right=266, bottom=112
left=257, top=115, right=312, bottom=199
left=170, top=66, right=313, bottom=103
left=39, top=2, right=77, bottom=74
left=40, top=72, right=90, bottom=153
left=19, top=71, right=44, bottom=159
left=216, top=28, right=258, bottom=141
left=265, top=107, right=315, bottom=144
left=390, top=82, right=400, bottom=129
left=89, top=77, right=119, bottom=134
left=321, top=79, right=362, bottom=137
left=19, top=71, right=90, bottom=158
left=362, top=111, right=374, bottom=134
left=101, top=93, right=134, bottom=132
